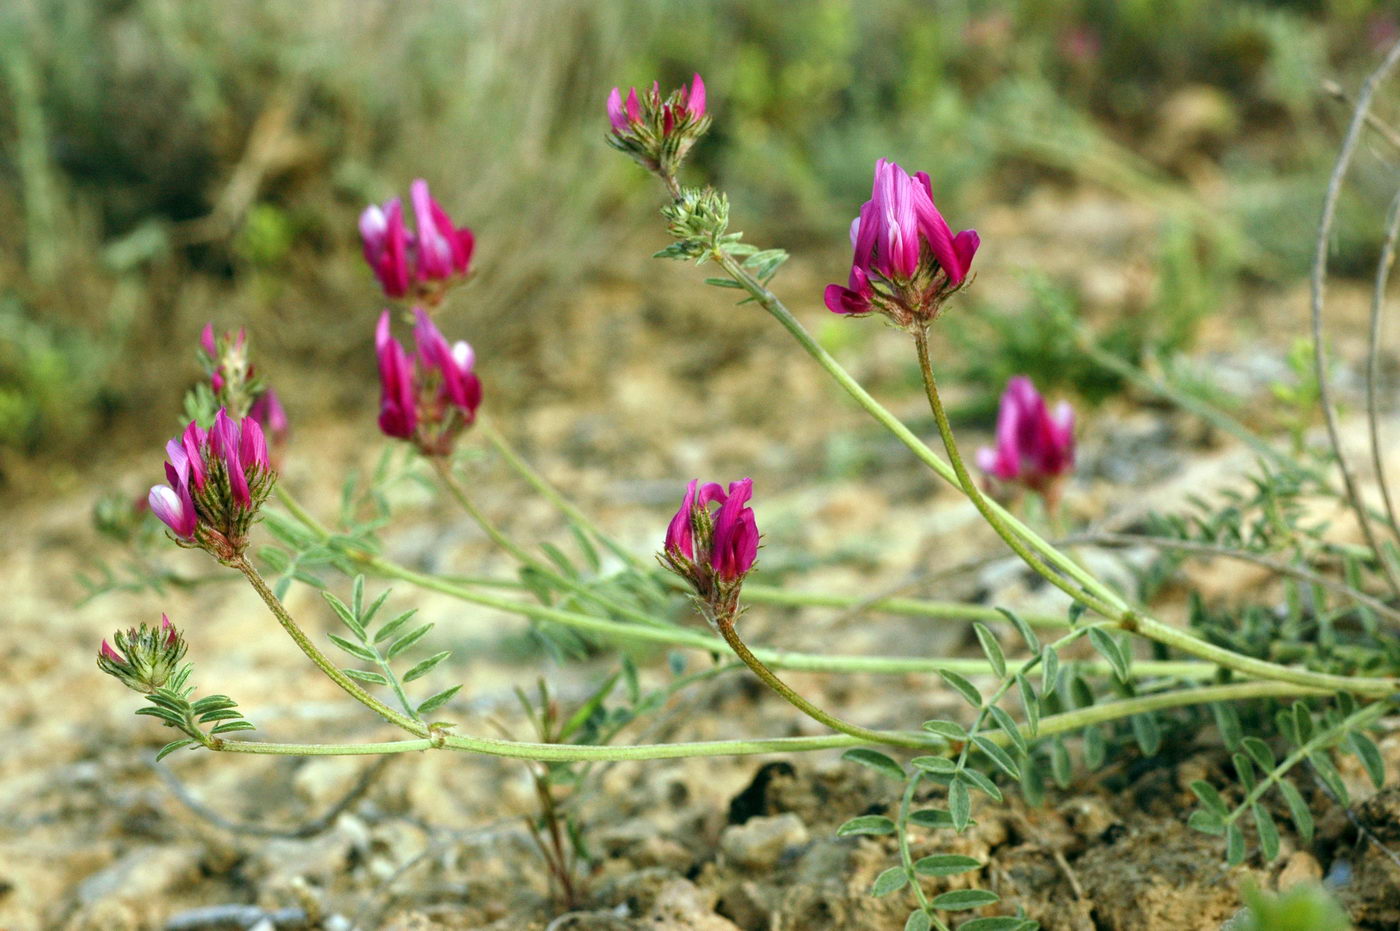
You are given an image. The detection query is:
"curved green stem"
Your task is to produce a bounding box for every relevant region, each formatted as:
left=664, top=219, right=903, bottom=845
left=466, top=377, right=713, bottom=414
left=269, top=487, right=1391, bottom=689
left=479, top=418, right=645, bottom=570
left=913, top=325, right=1119, bottom=620
left=711, top=249, right=1131, bottom=618
left=705, top=250, right=1400, bottom=698
left=715, top=615, right=934, bottom=750
left=232, top=555, right=428, bottom=737
left=210, top=680, right=1331, bottom=761
left=428, top=456, right=668, bottom=629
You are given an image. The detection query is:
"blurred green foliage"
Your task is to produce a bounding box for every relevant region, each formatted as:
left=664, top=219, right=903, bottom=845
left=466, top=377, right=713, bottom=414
left=1229, top=882, right=1352, bottom=931
left=0, top=0, right=1396, bottom=480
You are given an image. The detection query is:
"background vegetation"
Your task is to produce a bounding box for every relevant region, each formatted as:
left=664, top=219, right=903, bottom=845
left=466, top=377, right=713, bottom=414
left=1, top=0, right=1396, bottom=484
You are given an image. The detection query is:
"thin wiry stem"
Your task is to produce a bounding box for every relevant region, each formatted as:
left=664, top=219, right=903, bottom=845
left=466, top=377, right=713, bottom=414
left=1059, top=531, right=1400, bottom=627
left=701, top=253, right=1400, bottom=697
left=912, top=325, right=1120, bottom=620
left=211, top=680, right=1331, bottom=761
left=1365, top=188, right=1400, bottom=545
left=153, top=757, right=391, bottom=839
left=478, top=417, right=645, bottom=571
left=1323, top=79, right=1400, bottom=155
left=1309, top=38, right=1400, bottom=601
left=429, top=455, right=670, bottom=629
left=714, top=615, right=936, bottom=750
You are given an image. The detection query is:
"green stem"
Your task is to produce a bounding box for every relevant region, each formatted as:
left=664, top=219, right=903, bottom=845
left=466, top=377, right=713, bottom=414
left=913, top=325, right=1119, bottom=620
left=707, top=251, right=1400, bottom=698
left=479, top=418, right=644, bottom=570
left=269, top=489, right=1377, bottom=686
left=897, top=772, right=943, bottom=926
left=711, top=250, right=1130, bottom=617
left=211, top=680, right=1331, bottom=761
left=331, top=537, right=1210, bottom=679
left=715, top=616, right=934, bottom=750
left=741, top=584, right=1069, bottom=629
left=1224, top=701, right=1387, bottom=827
left=428, top=456, right=668, bottom=629
left=233, top=555, right=428, bottom=737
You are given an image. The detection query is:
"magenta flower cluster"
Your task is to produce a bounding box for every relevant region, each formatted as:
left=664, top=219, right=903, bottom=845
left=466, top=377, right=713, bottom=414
left=608, top=73, right=706, bottom=136
left=661, top=478, right=759, bottom=621
left=199, top=322, right=289, bottom=458
left=605, top=74, right=710, bottom=182
left=376, top=308, right=483, bottom=456
left=825, top=158, right=980, bottom=327
left=976, top=376, right=1075, bottom=501
left=148, top=409, right=274, bottom=560
left=360, top=179, right=476, bottom=304
left=97, top=613, right=187, bottom=694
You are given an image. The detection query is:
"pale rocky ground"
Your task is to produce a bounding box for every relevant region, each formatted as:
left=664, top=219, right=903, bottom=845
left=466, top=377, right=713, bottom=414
left=5, top=192, right=1400, bottom=929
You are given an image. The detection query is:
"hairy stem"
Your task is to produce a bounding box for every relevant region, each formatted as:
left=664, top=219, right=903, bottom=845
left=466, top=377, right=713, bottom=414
left=272, top=486, right=1201, bottom=678
left=897, top=772, right=943, bottom=926
left=710, top=248, right=1131, bottom=617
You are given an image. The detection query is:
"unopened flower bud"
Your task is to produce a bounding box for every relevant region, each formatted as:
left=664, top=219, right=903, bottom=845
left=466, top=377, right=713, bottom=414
left=148, top=409, right=276, bottom=562
left=824, top=159, right=979, bottom=329
left=360, top=180, right=475, bottom=305
left=245, top=388, right=289, bottom=471
left=605, top=73, right=711, bottom=186
left=198, top=324, right=260, bottom=415
left=660, top=186, right=731, bottom=257
left=375, top=309, right=483, bottom=457
left=93, top=491, right=152, bottom=542
left=660, top=478, right=759, bottom=623
left=975, top=376, right=1075, bottom=506
left=98, top=614, right=189, bottom=693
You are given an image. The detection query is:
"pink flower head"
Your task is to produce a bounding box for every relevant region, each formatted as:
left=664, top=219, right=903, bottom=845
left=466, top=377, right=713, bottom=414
left=360, top=181, right=475, bottom=304
left=605, top=73, right=712, bottom=179
left=376, top=311, right=417, bottom=440
left=976, top=376, right=1075, bottom=500
left=198, top=323, right=258, bottom=410
left=825, top=159, right=979, bottom=327
left=360, top=199, right=412, bottom=299
left=149, top=409, right=276, bottom=558
left=664, top=479, right=727, bottom=559
left=710, top=477, right=758, bottom=581
left=685, top=73, right=706, bottom=119
left=160, top=613, right=178, bottom=647
left=661, top=477, right=759, bottom=619
left=248, top=389, right=289, bottom=443
left=148, top=482, right=198, bottom=540
left=374, top=309, right=484, bottom=455
left=100, top=639, right=124, bottom=665
left=413, top=308, right=482, bottom=418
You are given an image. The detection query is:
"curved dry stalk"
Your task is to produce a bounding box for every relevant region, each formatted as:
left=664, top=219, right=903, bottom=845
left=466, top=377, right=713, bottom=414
left=1366, top=188, right=1400, bottom=545
left=1309, top=38, right=1400, bottom=601
left=1059, top=531, right=1400, bottom=627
